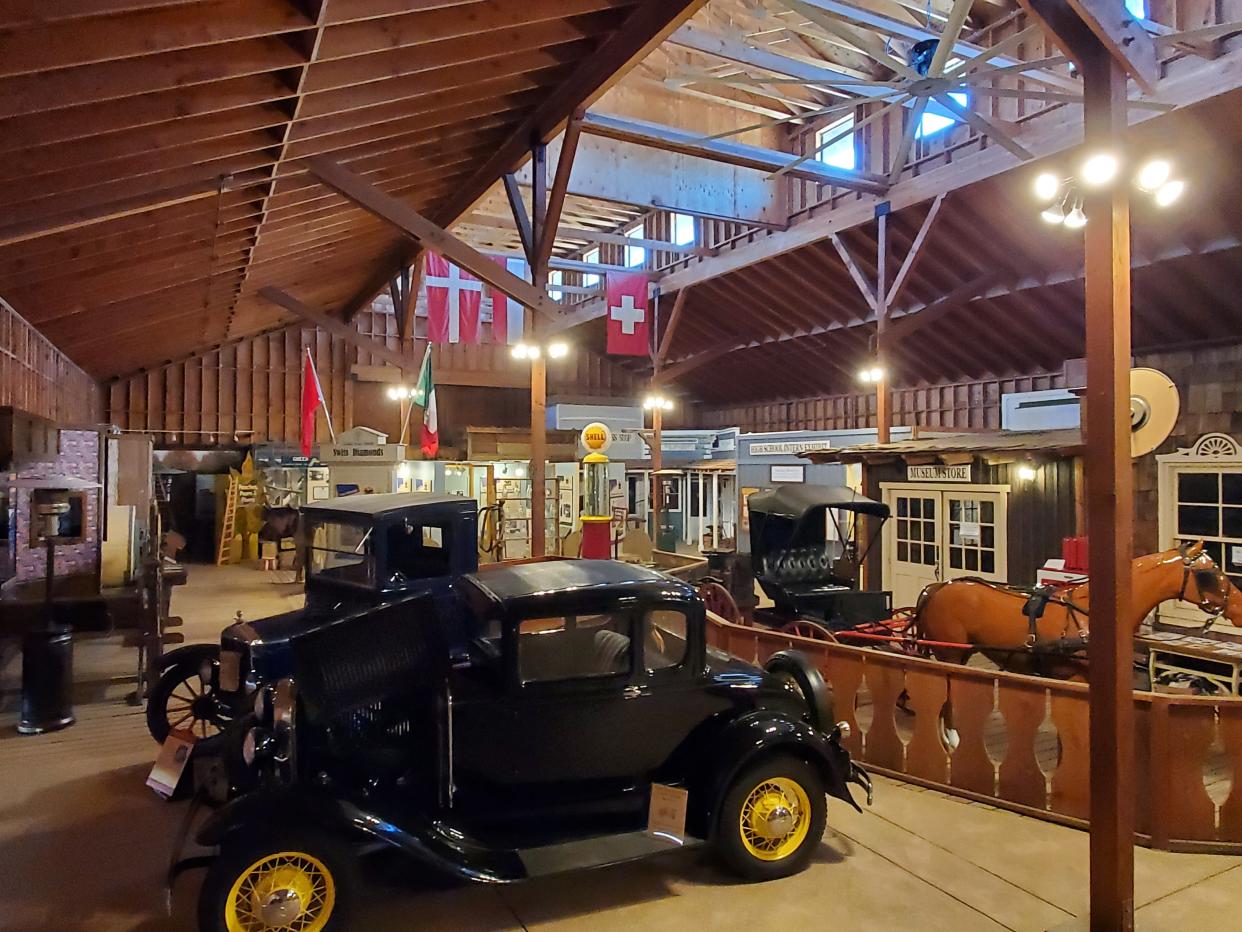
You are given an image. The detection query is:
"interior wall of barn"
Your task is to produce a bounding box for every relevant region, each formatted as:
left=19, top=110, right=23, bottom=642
left=104, top=306, right=646, bottom=448
left=0, top=297, right=100, bottom=424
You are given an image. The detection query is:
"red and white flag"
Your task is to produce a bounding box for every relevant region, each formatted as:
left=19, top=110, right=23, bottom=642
left=605, top=271, right=650, bottom=356
left=488, top=256, right=527, bottom=345
left=299, top=347, right=333, bottom=456
left=425, top=252, right=480, bottom=344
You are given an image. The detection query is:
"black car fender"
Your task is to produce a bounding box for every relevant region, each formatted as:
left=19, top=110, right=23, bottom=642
left=690, top=711, right=861, bottom=836
left=156, top=642, right=219, bottom=673
left=195, top=788, right=527, bottom=883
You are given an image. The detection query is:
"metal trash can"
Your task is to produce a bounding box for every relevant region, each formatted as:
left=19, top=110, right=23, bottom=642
left=18, top=626, right=75, bottom=734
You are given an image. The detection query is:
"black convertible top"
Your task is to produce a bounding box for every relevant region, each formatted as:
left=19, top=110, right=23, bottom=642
left=464, top=559, right=695, bottom=616
left=748, top=485, right=889, bottom=519
left=303, top=492, right=476, bottom=520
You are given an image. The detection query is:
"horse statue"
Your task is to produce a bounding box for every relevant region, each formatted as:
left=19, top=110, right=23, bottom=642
left=910, top=541, right=1242, bottom=677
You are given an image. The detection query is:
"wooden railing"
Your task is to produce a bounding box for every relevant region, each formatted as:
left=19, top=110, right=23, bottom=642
left=706, top=613, right=1242, bottom=854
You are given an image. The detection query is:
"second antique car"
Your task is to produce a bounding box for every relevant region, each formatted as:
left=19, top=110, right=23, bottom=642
left=176, top=559, right=871, bottom=932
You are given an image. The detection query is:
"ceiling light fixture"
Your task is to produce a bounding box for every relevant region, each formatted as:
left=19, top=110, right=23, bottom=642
left=1154, top=178, right=1185, bottom=207
left=1034, top=172, right=1061, bottom=202
left=1063, top=201, right=1088, bottom=230
left=1081, top=152, right=1119, bottom=187
left=1136, top=159, right=1171, bottom=192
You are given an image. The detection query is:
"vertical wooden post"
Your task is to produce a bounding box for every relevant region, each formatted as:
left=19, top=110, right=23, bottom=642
left=529, top=353, right=547, bottom=557
left=651, top=406, right=663, bottom=548
left=1081, top=44, right=1135, bottom=932
left=875, top=210, right=891, bottom=444
left=528, top=141, right=549, bottom=557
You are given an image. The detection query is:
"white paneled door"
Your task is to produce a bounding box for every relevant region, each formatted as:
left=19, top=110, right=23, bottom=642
left=882, top=484, right=1008, bottom=610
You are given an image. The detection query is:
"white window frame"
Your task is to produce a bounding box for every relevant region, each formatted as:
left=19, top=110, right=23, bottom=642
left=815, top=113, right=857, bottom=170
left=671, top=213, right=696, bottom=246
left=1157, top=433, right=1242, bottom=626
left=624, top=223, right=646, bottom=268
left=581, top=247, right=601, bottom=287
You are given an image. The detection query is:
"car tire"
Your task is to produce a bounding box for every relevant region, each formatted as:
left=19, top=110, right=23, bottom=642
left=147, top=644, right=230, bottom=744
left=197, top=827, right=357, bottom=932
left=713, top=755, right=827, bottom=881
left=765, top=651, right=834, bottom=731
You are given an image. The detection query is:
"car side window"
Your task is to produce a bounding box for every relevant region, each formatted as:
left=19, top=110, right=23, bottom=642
left=644, top=608, right=689, bottom=672
left=518, top=611, right=632, bottom=684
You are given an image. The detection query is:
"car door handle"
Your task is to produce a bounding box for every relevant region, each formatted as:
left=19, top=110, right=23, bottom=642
left=622, top=685, right=641, bottom=700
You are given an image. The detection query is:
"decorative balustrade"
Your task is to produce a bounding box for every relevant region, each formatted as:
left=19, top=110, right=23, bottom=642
left=706, top=612, right=1242, bottom=854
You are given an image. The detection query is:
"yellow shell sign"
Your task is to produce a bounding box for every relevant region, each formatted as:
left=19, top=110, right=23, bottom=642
left=580, top=421, right=613, bottom=453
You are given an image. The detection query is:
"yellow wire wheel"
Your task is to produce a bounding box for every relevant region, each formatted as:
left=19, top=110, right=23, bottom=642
left=716, top=755, right=827, bottom=880
left=223, top=850, right=336, bottom=932
left=738, top=777, right=812, bottom=861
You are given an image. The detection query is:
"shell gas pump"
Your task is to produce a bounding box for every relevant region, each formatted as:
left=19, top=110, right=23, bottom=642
left=579, top=422, right=614, bottom=559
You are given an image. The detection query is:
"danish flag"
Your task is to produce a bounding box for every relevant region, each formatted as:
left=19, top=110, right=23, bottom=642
left=424, top=252, right=480, bottom=344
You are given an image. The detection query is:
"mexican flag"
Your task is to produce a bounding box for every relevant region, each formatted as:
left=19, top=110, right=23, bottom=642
left=412, top=350, right=438, bottom=457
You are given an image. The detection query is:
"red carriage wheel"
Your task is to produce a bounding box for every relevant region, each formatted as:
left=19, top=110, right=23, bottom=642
left=699, top=581, right=743, bottom=624
left=780, top=619, right=838, bottom=642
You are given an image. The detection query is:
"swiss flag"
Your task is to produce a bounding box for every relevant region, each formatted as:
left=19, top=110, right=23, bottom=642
left=488, top=256, right=526, bottom=345
left=424, top=252, right=480, bottom=344
left=605, top=272, right=650, bottom=356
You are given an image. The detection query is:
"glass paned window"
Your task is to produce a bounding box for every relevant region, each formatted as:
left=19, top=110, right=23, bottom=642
left=625, top=223, right=646, bottom=268
left=671, top=213, right=696, bottom=246
left=918, top=91, right=968, bottom=138
left=815, top=114, right=856, bottom=170
left=581, top=248, right=600, bottom=287
left=518, top=612, right=631, bottom=683
left=1172, top=467, right=1242, bottom=585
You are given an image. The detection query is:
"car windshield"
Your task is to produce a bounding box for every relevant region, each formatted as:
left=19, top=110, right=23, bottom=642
left=307, top=519, right=375, bottom=588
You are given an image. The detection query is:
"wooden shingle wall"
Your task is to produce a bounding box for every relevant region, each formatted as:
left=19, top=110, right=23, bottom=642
left=700, top=372, right=1069, bottom=433
left=0, top=298, right=99, bottom=424
left=107, top=307, right=642, bottom=446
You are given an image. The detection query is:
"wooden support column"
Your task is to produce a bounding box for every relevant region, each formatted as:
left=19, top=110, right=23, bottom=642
left=1081, top=43, right=1136, bottom=932
left=529, top=141, right=549, bottom=558
left=651, top=405, right=663, bottom=548
left=875, top=210, right=891, bottom=444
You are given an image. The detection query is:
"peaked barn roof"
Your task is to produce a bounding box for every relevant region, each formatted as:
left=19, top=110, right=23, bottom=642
left=0, top=0, right=707, bottom=378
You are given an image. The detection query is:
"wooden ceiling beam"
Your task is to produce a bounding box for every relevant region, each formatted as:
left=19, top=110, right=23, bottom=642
left=652, top=339, right=736, bottom=384
left=0, top=35, right=305, bottom=121
left=534, top=113, right=584, bottom=273
left=654, top=286, right=690, bottom=369
left=304, top=155, right=563, bottom=323
left=0, top=0, right=314, bottom=79
left=580, top=111, right=889, bottom=192
left=885, top=194, right=945, bottom=307
left=315, top=0, right=633, bottom=63
left=303, top=12, right=627, bottom=95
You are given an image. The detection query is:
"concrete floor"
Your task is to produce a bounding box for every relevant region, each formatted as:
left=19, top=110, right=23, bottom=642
left=1, top=564, right=1241, bottom=931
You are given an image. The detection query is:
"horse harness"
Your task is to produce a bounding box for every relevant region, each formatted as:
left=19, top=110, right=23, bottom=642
left=1179, top=552, right=1230, bottom=633
left=1020, top=584, right=1090, bottom=655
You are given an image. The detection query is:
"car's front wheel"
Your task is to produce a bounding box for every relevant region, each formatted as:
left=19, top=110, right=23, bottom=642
left=147, top=644, right=231, bottom=744
left=198, top=828, right=356, bottom=932
left=713, top=755, right=827, bottom=881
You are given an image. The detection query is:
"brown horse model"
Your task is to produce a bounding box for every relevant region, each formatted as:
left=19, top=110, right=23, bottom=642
left=912, top=541, right=1242, bottom=675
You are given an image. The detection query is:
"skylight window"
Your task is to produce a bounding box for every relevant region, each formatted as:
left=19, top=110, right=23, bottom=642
left=1124, top=0, right=1146, bottom=18
left=548, top=269, right=564, bottom=292
left=815, top=114, right=857, bottom=170
left=624, top=223, right=646, bottom=268
left=582, top=247, right=600, bottom=287
left=671, top=213, right=696, bottom=246
left=917, top=91, right=968, bottom=139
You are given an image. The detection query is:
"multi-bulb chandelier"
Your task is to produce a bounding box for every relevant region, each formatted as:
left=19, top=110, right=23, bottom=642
left=1034, top=153, right=1184, bottom=229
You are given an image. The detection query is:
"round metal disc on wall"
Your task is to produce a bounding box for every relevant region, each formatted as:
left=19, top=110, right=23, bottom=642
left=1129, top=367, right=1180, bottom=457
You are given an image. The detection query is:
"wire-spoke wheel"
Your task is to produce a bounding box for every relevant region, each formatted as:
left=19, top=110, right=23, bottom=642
left=147, top=645, right=231, bottom=744
left=199, top=830, right=355, bottom=932
left=714, top=755, right=826, bottom=881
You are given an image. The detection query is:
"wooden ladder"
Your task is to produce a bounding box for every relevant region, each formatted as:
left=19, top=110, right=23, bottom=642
left=216, top=474, right=238, bottom=565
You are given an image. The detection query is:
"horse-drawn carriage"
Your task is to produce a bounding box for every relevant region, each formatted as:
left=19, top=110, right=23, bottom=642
left=700, top=484, right=1242, bottom=683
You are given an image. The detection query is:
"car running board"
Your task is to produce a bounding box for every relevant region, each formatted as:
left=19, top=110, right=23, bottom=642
left=518, top=830, right=704, bottom=879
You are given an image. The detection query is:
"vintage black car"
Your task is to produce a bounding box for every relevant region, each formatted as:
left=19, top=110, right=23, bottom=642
left=750, top=485, right=892, bottom=633
left=178, top=559, right=871, bottom=931
left=147, top=493, right=479, bottom=743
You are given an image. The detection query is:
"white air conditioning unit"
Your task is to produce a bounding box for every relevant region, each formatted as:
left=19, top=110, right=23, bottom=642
left=1001, top=389, right=1081, bottom=431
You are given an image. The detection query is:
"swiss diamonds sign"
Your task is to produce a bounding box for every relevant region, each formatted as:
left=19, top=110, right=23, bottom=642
left=605, top=272, right=649, bottom=356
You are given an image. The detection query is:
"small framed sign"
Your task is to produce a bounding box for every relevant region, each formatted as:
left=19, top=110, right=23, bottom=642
left=647, top=783, right=689, bottom=844
left=770, top=464, right=805, bottom=483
